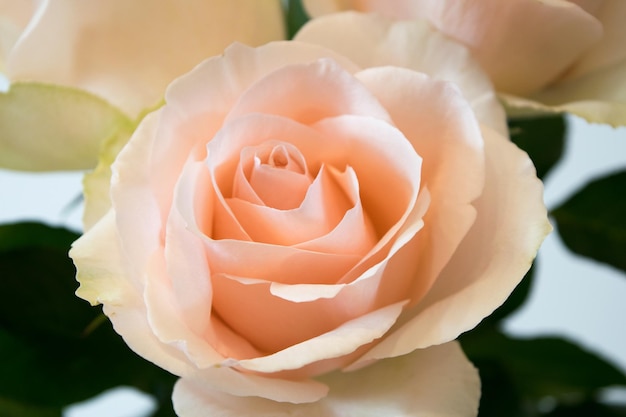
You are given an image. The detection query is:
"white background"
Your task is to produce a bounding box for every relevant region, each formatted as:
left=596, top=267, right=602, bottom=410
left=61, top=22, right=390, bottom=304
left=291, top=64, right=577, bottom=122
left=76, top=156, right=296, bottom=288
left=0, top=115, right=625, bottom=416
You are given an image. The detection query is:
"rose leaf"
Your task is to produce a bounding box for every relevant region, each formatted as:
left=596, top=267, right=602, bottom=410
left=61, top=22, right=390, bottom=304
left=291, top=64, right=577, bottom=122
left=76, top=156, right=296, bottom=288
left=552, top=170, right=626, bottom=273
left=508, top=114, right=566, bottom=180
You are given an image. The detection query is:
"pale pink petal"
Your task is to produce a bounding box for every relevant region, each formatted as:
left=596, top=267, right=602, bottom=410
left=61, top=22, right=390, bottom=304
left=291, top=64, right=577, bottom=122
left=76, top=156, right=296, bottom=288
left=295, top=12, right=507, bottom=134
left=224, top=57, right=391, bottom=125
left=7, top=0, right=285, bottom=116
left=351, top=126, right=551, bottom=366
left=173, top=342, right=480, bottom=415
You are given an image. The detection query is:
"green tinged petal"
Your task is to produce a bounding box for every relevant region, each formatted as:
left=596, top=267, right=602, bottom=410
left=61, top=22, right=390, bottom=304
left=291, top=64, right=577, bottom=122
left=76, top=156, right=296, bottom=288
left=0, top=82, right=132, bottom=171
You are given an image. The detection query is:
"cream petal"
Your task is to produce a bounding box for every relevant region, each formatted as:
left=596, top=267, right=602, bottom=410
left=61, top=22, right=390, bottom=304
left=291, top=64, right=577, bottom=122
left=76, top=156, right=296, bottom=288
left=110, top=111, right=164, bottom=284
left=7, top=0, right=285, bottom=117
left=173, top=342, right=479, bottom=415
left=351, top=126, right=551, bottom=366
left=0, top=82, right=131, bottom=171
left=295, top=12, right=507, bottom=134
left=563, top=0, right=626, bottom=81
left=506, top=58, right=626, bottom=126
left=174, top=367, right=329, bottom=407
left=70, top=210, right=194, bottom=377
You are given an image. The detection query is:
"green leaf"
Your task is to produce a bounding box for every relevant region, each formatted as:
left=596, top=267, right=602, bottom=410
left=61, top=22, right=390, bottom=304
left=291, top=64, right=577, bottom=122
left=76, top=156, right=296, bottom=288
left=286, top=0, right=310, bottom=39
left=461, top=331, right=626, bottom=407
left=545, top=400, right=626, bottom=417
left=552, top=170, right=626, bottom=272
left=0, top=396, right=61, bottom=417
left=0, top=222, right=177, bottom=408
left=0, top=82, right=132, bottom=171
left=508, top=114, right=566, bottom=180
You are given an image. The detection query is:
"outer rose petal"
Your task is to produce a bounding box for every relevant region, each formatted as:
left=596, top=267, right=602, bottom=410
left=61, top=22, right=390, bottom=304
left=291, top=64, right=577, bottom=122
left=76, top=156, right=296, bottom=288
left=6, top=0, right=285, bottom=117
left=295, top=12, right=507, bottom=135
left=350, top=126, right=552, bottom=366
left=173, top=342, right=479, bottom=416
left=302, top=1, right=602, bottom=95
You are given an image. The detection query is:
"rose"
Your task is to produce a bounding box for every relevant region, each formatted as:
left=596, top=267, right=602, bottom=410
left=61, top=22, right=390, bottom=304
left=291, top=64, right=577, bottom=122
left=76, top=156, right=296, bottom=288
left=304, top=0, right=626, bottom=125
left=0, top=0, right=284, bottom=170
left=71, top=13, right=550, bottom=416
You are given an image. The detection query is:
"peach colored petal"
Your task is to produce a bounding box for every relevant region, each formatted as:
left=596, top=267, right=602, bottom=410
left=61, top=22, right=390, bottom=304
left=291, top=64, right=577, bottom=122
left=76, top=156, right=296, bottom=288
left=224, top=57, right=392, bottom=126
left=71, top=210, right=194, bottom=377
left=173, top=342, right=479, bottom=414
left=235, top=142, right=313, bottom=209
left=355, top=67, right=484, bottom=303
left=295, top=12, right=507, bottom=134
left=227, top=165, right=361, bottom=247
left=350, top=125, right=551, bottom=367
left=7, top=0, right=285, bottom=117
left=231, top=301, right=407, bottom=374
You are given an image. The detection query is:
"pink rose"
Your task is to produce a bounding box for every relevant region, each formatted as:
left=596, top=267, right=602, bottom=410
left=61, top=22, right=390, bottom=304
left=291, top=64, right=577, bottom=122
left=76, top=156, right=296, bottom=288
left=304, top=0, right=626, bottom=125
left=71, top=13, right=550, bottom=416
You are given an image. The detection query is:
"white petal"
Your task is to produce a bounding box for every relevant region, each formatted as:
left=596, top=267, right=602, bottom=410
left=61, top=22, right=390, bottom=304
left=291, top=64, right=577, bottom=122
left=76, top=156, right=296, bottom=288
left=172, top=341, right=480, bottom=416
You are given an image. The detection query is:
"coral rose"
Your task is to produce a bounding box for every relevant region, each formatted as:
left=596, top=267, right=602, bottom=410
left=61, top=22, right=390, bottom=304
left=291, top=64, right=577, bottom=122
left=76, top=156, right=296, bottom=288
left=304, top=0, right=626, bottom=125
left=71, top=13, right=550, bottom=416
left=0, top=0, right=284, bottom=170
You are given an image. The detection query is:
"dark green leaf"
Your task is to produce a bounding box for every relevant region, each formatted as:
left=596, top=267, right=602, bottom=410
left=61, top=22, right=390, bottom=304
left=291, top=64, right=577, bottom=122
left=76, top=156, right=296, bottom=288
left=0, top=222, right=177, bottom=408
left=552, top=170, right=626, bottom=272
left=0, top=397, right=61, bottom=417
left=545, top=400, right=626, bottom=417
left=0, top=222, right=95, bottom=340
left=462, top=331, right=626, bottom=404
left=286, top=0, right=310, bottom=39
left=508, top=115, right=566, bottom=180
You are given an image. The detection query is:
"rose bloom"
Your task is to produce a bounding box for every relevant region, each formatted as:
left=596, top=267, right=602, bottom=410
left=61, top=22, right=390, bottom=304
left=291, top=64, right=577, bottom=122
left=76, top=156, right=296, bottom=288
left=0, top=0, right=283, bottom=170
left=304, top=0, right=626, bottom=125
left=71, top=13, right=550, bottom=416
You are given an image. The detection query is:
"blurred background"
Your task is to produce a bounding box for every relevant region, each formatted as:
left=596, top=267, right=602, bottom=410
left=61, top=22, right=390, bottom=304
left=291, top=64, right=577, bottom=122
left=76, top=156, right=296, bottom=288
left=0, top=115, right=625, bottom=416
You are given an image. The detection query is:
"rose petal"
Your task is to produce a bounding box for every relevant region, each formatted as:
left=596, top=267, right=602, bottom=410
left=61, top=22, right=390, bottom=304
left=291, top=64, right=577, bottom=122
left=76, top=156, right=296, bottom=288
left=0, top=0, right=34, bottom=72
left=176, top=366, right=330, bottom=406
left=232, top=301, right=407, bottom=374
left=173, top=341, right=480, bottom=415
left=350, top=125, right=551, bottom=366
left=7, top=0, right=285, bottom=116
left=505, top=58, right=626, bottom=126
left=563, top=0, right=626, bottom=81
left=71, top=210, right=194, bottom=376
left=303, top=2, right=602, bottom=96
left=224, top=57, right=392, bottom=126
left=295, top=11, right=507, bottom=134
left=356, top=67, right=484, bottom=303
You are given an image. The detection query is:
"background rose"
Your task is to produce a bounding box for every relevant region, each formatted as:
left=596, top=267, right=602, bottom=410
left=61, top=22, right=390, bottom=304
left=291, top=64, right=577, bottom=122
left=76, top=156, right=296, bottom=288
left=0, top=0, right=284, bottom=170
left=304, top=0, right=626, bottom=126
left=71, top=13, right=550, bottom=416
